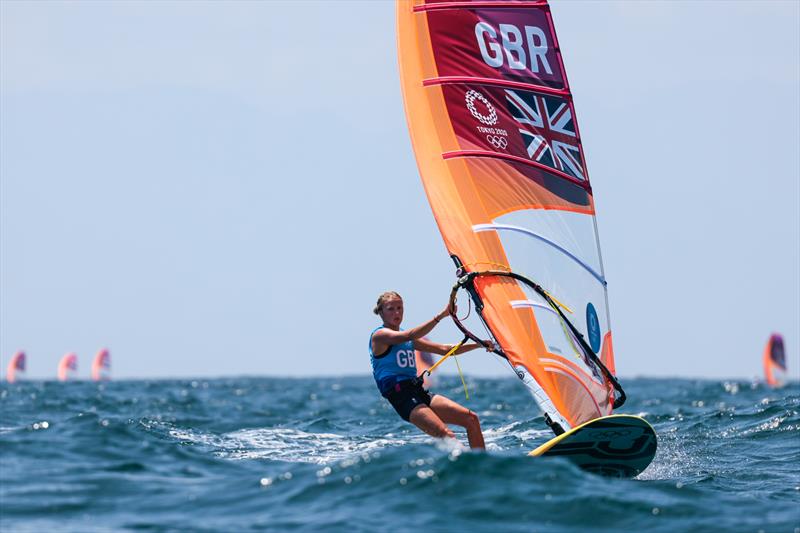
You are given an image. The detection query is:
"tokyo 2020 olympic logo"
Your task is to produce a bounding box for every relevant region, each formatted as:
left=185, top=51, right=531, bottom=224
left=465, top=90, right=498, bottom=126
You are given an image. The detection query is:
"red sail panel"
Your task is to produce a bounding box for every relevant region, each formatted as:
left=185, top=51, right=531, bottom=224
left=424, top=5, right=567, bottom=90
left=436, top=82, right=589, bottom=185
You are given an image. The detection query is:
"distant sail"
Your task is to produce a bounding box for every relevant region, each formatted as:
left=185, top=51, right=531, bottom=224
left=763, top=334, right=787, bottom=388
left=57, top=353, right=78, bottom=382
left=91, top=349, right=111, bottom=381
left=6, top=351, right=26, bottom=383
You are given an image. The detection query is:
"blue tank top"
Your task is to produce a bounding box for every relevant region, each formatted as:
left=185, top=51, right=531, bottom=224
left=369, top=326, right=417, bottom=395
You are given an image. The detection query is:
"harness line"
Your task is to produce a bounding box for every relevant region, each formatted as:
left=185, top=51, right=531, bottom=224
left=420, top=335, right=471, bottom=399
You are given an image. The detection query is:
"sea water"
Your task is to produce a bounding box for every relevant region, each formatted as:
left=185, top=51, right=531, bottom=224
left=1, top=377, right=798, bottom=532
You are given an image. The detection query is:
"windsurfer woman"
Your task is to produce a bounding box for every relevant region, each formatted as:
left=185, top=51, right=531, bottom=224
left=369, top=291, right=492, bottom=449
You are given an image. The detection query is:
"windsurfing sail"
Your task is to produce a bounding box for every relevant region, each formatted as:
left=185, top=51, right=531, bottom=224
left=397, top=0, right=622, bottom=434
left=763, top=333, right=787, bottom=388
left=6, top=351, right=26, bottom=383
left=91, top=348, right=111, bottom=381
left=57, top=352, right=78, bottom=382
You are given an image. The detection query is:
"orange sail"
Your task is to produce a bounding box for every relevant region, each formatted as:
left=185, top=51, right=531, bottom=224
left=6, top=351, right=26, bottom=383
left=57, top=352, right=78, bottom=382
left=91, top=348, right=111, bottom=381
left=398, top=0, right=620, bottom=433
left=763, top=334, right=787, bottom=388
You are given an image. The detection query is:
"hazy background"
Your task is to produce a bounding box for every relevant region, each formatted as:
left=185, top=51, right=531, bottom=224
left=2, top=0, right=798, bottom=380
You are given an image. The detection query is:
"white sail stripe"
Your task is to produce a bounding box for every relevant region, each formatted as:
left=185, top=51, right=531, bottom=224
left=510, top=300, right=567, bottom=326
left=510, top=300, right=557, bottom=314
left=473, top=223, right=606, bottom=286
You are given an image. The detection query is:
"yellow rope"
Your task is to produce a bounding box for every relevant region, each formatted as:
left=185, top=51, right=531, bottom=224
left=423, top=338, right=471, bottom=400
left=543, top=290, right=573, bottom=314
left=453, top=354, right=469, bottom=400
left=558, top=316, right=583, bottom=360
left=424, top=339, right=466, bottom=375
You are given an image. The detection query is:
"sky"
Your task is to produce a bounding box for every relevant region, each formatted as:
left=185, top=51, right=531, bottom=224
left=1, top=0, right=798, bottom=381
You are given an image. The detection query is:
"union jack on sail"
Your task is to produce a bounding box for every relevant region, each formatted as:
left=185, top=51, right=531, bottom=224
left=505, top=89, right=587, bottom=181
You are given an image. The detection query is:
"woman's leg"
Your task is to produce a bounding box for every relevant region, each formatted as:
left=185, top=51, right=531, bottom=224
left=429, top=395, right=485, bottom=449
left=408, top=404, right=456, bottom=440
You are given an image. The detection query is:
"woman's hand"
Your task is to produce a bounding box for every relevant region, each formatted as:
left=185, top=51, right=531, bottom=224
left=436, top=302, right=455, bottom=322
left=482, top=340, right=496, bottom=352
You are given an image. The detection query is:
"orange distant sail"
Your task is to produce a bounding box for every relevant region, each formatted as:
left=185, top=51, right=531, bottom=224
left=91, top=349, right=111, bottom=381
left=57, top=353, right=78, bottom=382
left=6, top=351, right=26, bottom=383
left=398, top=0, right=622, bottom=433
left=763, top=334, right=787, bottom=388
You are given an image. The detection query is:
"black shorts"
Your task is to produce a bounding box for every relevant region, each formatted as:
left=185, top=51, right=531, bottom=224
left=384, top=379, right=435, bottom=422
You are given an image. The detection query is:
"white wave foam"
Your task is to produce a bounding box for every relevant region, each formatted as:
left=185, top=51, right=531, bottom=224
left=168, top=426, right=437, bottom=464
left=636, top=426, right=697, bottom=481
left=166, top=424, right=523, bottom=464
left=219, top=428, right=408, bottom=463
left=482, top=420, right=551, bottom=451
left=165, top=417, right=557, bottom=464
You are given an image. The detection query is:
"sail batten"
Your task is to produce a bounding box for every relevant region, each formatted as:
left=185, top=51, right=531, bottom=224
left=423, top=77, right=572, bottom=98
left=442, top=151, right=591, bottom=190
left=414, top=1, right=551, bottom=14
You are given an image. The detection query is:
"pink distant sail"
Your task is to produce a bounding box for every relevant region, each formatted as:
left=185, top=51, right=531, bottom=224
left=763, top=334, right=787, bottom=388
left=91, top=348, right=111, bottom=381
left=57, top=352, right=78, bottom=382
left=6, top=351, right=26, bottom=383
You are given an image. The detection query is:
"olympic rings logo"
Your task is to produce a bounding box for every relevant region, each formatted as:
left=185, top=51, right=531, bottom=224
left=486, top=135, right=508, bottom=150
left=465, top=90, right=498, bottom=125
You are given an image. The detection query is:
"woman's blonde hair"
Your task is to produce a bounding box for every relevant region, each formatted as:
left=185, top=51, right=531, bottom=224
left=373, top=291, right=402, bottom=315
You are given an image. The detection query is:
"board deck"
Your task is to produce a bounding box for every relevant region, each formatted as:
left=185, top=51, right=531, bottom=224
left=529, top=414, right=657, bottom=478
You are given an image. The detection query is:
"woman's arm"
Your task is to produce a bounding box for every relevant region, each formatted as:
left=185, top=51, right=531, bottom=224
left=372, top=305, right=451, bottom=347
left=413, top=337, right=495, bottom=355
